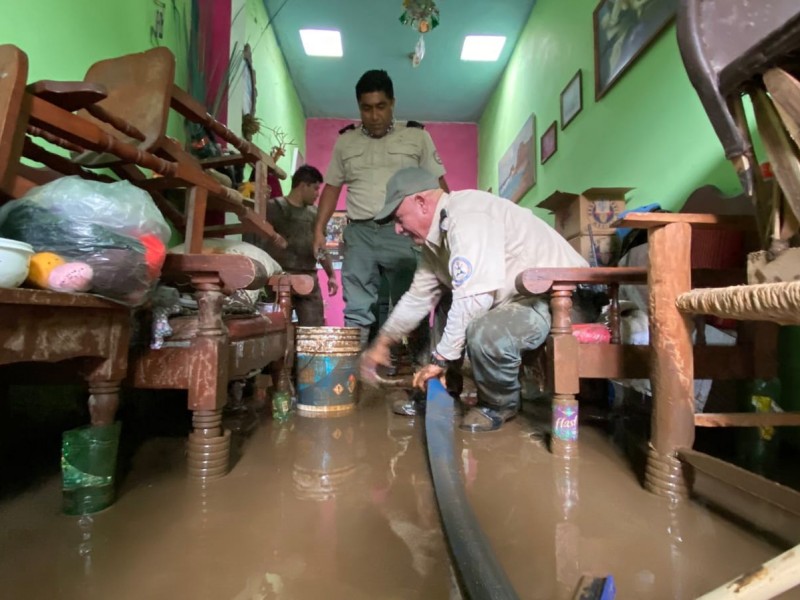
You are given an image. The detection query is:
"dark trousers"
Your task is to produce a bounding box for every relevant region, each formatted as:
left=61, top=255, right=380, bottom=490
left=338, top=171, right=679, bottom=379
left=293, top=272, right=324, bottom=327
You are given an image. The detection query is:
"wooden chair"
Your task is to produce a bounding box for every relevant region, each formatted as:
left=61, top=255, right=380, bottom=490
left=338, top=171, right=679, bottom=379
left=4, top=44, right=308, bottom=479
left=24, top=46, right=288, bottom=255
left=0, top=45, right=130, bottom=429
left=516, top=209, right=792, bottom=500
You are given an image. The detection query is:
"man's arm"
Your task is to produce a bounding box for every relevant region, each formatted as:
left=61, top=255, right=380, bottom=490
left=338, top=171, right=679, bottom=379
left=313, top=184, right=341, bottom=257
left=319, top=252, right=339, bottom=296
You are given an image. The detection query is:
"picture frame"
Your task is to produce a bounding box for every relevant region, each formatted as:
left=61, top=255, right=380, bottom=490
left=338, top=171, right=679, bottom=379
left=290, top=147, right=305, bottom=174
left=540, top=122, right=558, bottom=165
left=593, top=0, right=677, bottom=100
left=320, top=211, right=347, bottom=268
left=498, top=114, right=536, bottom=203
left=560, top=70, right=583, bottom=130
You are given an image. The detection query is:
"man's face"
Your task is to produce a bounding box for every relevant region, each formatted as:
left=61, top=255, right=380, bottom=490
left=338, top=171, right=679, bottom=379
left=393, top=193, right=432, bottom=245
left=358, top=91, right=394, bottom=137
left=301, top=182, right=321, bottom=205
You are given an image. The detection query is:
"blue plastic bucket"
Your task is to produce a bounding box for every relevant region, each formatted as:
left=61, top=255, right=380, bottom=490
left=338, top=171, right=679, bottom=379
left=295, top=327, right=360, bottom=415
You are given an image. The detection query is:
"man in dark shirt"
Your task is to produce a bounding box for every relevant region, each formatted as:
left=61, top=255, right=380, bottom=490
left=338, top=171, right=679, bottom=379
left=266, top=165, right=338, bottom=326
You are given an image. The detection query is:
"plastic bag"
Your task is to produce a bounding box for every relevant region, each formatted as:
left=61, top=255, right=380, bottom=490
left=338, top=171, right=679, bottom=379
left=0, top=177, right=169, bottom=305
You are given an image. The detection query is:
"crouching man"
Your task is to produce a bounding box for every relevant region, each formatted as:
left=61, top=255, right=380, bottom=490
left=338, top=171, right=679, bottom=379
left=360, top=167, right=587, bottom=432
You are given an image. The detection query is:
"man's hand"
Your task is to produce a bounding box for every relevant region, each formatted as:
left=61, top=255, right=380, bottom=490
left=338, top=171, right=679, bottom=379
left=412, top=364, right=445, bottom=391
left=359, top=334, right=393, bottom=385
left=327, top=277, right=339, bottom=296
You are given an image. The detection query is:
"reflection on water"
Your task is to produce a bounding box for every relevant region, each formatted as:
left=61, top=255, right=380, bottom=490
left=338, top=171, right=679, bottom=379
left=292, top=412, right=358, bottom=502
left=553, top=457, right=581, bottom=600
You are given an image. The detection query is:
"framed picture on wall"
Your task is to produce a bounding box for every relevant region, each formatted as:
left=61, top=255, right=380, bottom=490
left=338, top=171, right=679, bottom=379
left=560, top=70, right=583, bottom=129
left=290, top=147, right=305, bottom=174
left=593, top=0, right=677, bottom=100
left=498, top=114, right=536, bottom=203
left=320, top=211, right=347, bottom=268
left=540, top=122, right=558, bottom=164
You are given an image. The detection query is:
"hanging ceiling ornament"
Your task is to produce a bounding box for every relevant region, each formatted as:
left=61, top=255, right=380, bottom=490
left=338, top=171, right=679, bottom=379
left=399, top=0, right=440, bottom=34
left=411, top=34, right=425, bottom=68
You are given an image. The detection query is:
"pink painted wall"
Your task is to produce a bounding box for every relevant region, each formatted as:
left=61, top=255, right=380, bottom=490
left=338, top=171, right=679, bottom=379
left=202, top=0, right=232, bottom=123
left=306, top=118, right=478, bottom=325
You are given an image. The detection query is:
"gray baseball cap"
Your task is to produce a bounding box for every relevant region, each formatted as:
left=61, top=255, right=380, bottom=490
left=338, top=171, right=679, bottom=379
left=374, top=167, right=440, bottom=223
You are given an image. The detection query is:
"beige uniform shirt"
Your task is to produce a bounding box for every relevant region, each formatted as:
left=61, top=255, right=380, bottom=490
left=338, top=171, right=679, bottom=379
left=324, top=122, right=446, bottom=220
left=383, top=190, right=589, bottom=358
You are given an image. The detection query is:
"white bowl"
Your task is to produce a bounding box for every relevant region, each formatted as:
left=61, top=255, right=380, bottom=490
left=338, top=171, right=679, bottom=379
left=0, top=237, right=34, bottom=288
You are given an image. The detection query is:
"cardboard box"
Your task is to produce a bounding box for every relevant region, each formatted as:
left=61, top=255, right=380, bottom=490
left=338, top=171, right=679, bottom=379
left=537, top=187, right=632, bottom=238
left=568, top=234, right=619, bottom=267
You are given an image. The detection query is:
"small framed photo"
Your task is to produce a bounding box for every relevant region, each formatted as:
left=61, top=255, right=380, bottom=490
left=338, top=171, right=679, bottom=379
left=540, top=121, right=558, bottom=165
left=560, top=70, right=583, bottom=130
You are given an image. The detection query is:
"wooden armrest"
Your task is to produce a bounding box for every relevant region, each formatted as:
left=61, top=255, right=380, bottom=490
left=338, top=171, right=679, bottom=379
left=27, top=80, right=108, bottom=112
left=516, top=267, right=647, bottom=296
left=162, top=253, right=267, bottom=291
left=269, top=273, right=315, bottom=296
left=613, top=213, right=755, bottom=230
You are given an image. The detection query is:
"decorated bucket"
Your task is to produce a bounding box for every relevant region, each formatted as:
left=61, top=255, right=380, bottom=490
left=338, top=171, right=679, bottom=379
left=295, top=327, right=360, bottom=415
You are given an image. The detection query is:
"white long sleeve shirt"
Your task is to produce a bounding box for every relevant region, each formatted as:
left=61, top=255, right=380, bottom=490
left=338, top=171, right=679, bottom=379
left=382, top=190, right=588, bottom=360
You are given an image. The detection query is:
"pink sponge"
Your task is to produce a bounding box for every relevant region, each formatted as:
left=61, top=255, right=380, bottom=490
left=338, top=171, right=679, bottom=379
left=48, top=262, right=93, bottom=292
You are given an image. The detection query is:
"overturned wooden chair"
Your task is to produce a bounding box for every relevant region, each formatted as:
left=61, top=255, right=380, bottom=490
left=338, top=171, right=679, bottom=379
left=25, top=46, right=287, bottom=254
left=10, top=44, right=308, bottom=479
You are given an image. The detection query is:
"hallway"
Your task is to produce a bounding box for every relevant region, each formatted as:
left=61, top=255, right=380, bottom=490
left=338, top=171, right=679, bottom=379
left=0, top=389, right=792, bottom=599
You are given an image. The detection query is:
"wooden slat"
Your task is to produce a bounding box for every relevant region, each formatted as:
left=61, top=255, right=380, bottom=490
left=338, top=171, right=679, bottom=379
left=516, top=267, right=647, bottom=295
left=678, top=448, right=800, bottom=546
left=613, top=213, right=755, bottom=230
left=578, top=344, right=650, bottom=379
left=695, top=412, right=800, bottom=427
left=162, top=253, right=267, bottom=291
left=576, top=335, right=753, bottom=379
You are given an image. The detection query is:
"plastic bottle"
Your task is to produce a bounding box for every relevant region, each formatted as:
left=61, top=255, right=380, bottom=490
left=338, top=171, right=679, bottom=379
left=271, top=371, right=292, bottom=423
left=738, top=378, right=781, bottom=474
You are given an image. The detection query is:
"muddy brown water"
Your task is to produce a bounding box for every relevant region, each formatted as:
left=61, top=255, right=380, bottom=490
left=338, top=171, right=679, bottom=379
left=0, top=387, right=794, bottom=599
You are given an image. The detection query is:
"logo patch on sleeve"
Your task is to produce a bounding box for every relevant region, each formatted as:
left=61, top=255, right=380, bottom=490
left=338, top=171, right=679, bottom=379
left=450, top=256, right=473, bottom=287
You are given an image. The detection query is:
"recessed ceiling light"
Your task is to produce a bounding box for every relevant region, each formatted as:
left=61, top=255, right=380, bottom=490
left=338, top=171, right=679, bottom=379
left=299, top=29, right=343, bottom=57
left=460, top=35, right=506, bottom=62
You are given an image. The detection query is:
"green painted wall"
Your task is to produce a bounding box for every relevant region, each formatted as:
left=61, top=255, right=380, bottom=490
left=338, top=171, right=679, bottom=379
left=478, top=0, right=740, bottom=217
left=479, top=0, right=800, bottom=435
left=0, top=0, right=190, bottom=139
left=239, top=0, right=307, bottom=195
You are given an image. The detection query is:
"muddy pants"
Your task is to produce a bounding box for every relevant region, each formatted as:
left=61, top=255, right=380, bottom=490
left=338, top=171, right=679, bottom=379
left=342, top=219, right=428, bottom=350
left=293, top=272, right=325, bottom=327
left=434, top=296, right=551, bottom=411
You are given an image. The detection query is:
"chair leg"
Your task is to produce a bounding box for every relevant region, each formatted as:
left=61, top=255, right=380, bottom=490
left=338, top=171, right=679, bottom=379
left=645, top=222, right=695, bottom=500
left=549, top=286, right=580, bottom=458
left=87, top=380, right=121, bottom=426
left=188, top=408, right=230, bottom=481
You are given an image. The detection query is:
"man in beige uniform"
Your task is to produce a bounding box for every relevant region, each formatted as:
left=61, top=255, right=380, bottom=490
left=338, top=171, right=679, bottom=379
left=361, top=168, right=589, bottom=432
left=313, top=69, right=447, bottom=347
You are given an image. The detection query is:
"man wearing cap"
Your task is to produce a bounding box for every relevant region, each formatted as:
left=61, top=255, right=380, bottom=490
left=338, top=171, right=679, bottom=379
left=312, top=69, right=448, bottom=348
left=360, top=167, right=588, bottom=432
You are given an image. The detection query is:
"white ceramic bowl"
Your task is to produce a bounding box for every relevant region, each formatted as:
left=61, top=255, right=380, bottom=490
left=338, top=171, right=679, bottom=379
left=0, top=237, right=34, bottom=288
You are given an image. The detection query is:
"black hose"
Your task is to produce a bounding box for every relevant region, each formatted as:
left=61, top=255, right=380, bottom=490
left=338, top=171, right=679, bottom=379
left=425, top=379, right=520, bottom=600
